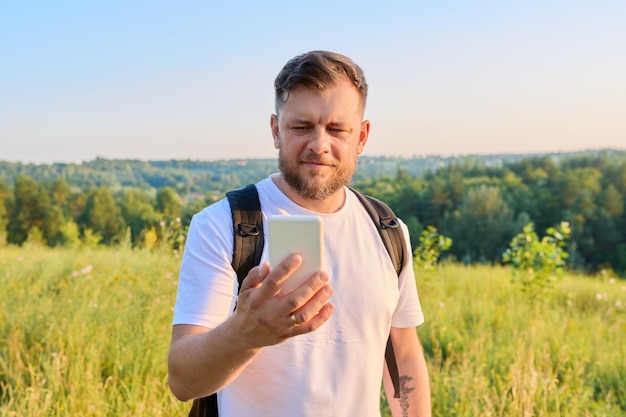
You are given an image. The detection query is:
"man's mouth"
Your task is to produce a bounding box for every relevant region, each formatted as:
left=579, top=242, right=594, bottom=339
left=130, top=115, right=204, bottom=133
left=300, top=155, right=336, bottom=168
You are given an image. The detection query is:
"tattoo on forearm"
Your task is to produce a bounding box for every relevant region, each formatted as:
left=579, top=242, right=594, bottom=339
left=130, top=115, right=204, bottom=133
left=399, top=375, right=415, bottom=417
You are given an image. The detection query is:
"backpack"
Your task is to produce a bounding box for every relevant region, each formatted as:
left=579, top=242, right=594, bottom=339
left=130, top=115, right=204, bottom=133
left=189, top=184, right=407, bottom=417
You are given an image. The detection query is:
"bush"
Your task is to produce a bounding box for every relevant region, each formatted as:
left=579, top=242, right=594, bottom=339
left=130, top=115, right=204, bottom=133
left=413, top=226, right=452, bottom=272
left=502, top=221, right=571, bottom=300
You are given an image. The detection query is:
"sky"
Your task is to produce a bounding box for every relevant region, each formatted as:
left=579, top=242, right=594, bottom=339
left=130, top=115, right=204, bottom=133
left=1, top=1, right=625, bottom=164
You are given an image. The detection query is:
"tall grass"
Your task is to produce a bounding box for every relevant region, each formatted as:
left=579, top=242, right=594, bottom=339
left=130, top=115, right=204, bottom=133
left=0, top=245, right=187, bottom=416
left=1, top=246, right=624, bottom=416
left=403, top=264, right=626, bottom=417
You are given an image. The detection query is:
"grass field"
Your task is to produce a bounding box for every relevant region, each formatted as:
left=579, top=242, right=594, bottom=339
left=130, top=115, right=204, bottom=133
left=1, top=245, right=624, bottom=416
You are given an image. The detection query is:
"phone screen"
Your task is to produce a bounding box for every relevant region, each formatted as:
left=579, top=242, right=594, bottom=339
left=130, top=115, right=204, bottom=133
left=267, top=215, right=323, bottom=294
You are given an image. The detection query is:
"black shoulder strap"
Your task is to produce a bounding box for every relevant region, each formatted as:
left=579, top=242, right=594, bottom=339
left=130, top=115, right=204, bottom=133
left=349, top=187, right=405, bottom=399
left=349, top=188, right=405, bottom=276
left=226, top=184, right=265, bottom=286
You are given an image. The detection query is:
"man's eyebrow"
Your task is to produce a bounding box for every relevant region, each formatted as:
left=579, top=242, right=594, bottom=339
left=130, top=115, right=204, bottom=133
left=287, top=118, right=313, bottom=125
left=286, top=119, right=350, bottom=128
left=328, top=121, right=351, bottom=128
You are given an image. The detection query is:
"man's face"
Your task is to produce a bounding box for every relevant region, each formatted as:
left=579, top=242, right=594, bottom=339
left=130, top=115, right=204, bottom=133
left=271, top=79, right=370, bottom=200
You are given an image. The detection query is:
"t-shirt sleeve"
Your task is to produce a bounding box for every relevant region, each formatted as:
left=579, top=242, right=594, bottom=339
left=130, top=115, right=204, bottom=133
left=172, top=199, right=238, bottom=328
left=390, top=220, right=425, bottom=328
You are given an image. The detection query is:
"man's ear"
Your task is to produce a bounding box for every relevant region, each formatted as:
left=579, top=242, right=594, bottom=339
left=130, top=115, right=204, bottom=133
left=270, top=114, right=280, bottom=149
left=357, top=120, right=371, bottom=155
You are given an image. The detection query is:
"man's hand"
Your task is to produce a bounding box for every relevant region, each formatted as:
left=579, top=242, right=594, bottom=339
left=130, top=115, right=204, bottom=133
left=232, top=253, right=335, bottom=348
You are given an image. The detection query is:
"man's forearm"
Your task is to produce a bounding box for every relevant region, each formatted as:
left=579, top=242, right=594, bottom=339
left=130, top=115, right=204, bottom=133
left=167, top=319, right=261, bottom=402
left=385, top=327, right=432, bottom=417
left=385, top=357, right=431, bottom=417
left=402, top=354, right=431, bottom=417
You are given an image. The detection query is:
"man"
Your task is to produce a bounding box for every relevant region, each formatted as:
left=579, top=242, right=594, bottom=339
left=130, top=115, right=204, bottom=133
left=168, top=50, right=431, bottom=417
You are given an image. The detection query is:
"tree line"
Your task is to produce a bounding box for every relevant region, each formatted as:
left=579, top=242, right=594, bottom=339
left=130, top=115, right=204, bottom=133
left=354, top=151, right=626, bottom=275
left=0, top=150, right=625, bottom=275
left=0, top=153, right=576, bottom=195
left=0, top=177, right=201, bottom=250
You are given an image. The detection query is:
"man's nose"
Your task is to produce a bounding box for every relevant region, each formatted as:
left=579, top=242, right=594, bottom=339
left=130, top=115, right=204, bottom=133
left=307, top=127, right=331, bottom=153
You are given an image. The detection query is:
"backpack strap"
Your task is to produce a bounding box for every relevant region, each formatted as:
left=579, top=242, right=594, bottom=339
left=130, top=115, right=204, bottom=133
left=187, top=392, right=216, bottom=417
left=349, top=188, right=405, bottom=276
left=226, top=184, right=265, bottom=285
left=349, top=187, right=405, bottom=399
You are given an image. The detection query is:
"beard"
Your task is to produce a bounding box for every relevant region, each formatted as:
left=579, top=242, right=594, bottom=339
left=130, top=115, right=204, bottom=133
left=278, top=148, right=358, bottom=200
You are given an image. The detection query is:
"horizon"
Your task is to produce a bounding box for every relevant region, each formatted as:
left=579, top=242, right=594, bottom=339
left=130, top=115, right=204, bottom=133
left=1, top=1, right=625, bottom=164
left=2, top=147, right=624, bottom=167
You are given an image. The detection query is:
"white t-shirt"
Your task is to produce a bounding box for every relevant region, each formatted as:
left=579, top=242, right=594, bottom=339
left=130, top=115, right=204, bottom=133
left=173, top=175, right=425, bottom=417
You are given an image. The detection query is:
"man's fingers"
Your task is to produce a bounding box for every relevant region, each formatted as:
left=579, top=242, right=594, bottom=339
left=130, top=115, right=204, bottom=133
left=239, top=262, right=270, bottom=292
left=290, top=302, right=335, bottom=335
left=259, top=254, right=303, bottom=295
left=290, top=280, right=333, bottom=323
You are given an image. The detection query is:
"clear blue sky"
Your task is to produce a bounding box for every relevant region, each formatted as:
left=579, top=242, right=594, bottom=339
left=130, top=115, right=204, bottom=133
left=1, top=1, right=625, bottom=164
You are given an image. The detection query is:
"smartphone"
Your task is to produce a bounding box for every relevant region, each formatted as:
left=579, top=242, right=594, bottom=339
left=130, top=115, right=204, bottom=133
left=267, top=215, right=323, bottom=294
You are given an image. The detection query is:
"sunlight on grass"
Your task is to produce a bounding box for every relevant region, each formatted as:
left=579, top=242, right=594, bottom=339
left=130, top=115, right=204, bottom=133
left=1, top=247, right=624, bottom=416
left=0, top=246, right=187, bottom=416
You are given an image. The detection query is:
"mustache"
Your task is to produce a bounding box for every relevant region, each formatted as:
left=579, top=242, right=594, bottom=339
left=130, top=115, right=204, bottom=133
left=299, top=153, right=338, bottom=166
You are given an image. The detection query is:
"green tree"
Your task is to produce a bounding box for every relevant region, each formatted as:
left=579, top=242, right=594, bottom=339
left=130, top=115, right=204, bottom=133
left=60, top=219, right=81, bottom=248
left=0, top=179, right=11, bottom=243
left=81, top=186, right=125, bottom=245
left=120, top=188, right=159, bottom=246
left=389, top=181, right=427, bottom=233
left=588, top=208, right=623, bottom=268
left=181, top=195, right=210, bottom=228
left=41, top=205, right=66, bottom=246
left=405, top=216, right=423, bottom=249
left=601, top=184, right=624, bottom=218
left=156, top=186, right=182, bottom=221
left=447, top=170, right=466, bottom=208
left=50, top=178, right=71, bottom=215
left=67, top=191, right=88, bottom=224
left=499, top=170, right=534, bottom=217
left=442, top=185, right=518, bottom=263
left=428, top=176, right=451, bottom=225
left=608, top=243, right=626, bottom=274
left=6, top=176, right=54, bottom=245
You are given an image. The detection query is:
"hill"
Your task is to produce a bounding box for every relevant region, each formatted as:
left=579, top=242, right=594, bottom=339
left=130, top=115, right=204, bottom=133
left=1, top=149, right=624, bottom=194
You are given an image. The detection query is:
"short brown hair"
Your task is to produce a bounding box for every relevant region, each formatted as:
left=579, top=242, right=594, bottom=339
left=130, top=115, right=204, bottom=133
left=274, top=50, right=368, bottom=114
